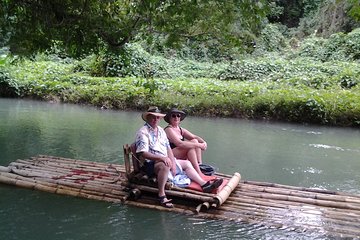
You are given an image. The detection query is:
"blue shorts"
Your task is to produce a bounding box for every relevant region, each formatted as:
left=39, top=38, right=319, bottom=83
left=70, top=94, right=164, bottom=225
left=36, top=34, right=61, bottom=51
left=141, top=159, right=182, bottom=177
left=141, top=160, right=155, bottom=177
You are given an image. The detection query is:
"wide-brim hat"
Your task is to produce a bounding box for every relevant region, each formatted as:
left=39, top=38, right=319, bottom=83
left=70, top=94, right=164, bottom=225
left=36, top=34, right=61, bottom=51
left=164, top=108, right=186, bottom=123
left=142, top=106, right=166, bottom=121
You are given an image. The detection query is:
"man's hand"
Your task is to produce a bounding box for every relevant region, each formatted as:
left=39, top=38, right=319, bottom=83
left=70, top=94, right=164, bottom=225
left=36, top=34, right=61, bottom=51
left=161, top=157, right=172, bottom=167
left=161, top=157, right=176, bottom=176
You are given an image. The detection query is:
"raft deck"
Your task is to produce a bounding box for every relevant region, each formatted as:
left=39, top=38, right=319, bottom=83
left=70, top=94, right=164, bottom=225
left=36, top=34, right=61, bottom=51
left=1, top=155, right=360, bottom=239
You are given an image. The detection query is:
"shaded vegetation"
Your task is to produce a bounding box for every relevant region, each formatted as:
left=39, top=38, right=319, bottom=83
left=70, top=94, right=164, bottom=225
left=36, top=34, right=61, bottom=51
left=0, top=0, right=268, bottom=57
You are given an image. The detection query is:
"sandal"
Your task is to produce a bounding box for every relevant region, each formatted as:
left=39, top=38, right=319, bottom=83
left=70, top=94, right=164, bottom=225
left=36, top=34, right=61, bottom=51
left=159, top=195, right=174, bottom=208
left=202, top=178, right=223, bottom=193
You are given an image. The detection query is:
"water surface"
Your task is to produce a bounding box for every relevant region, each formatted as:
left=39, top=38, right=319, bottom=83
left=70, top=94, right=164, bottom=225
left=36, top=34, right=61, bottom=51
left=0, top=98, right=359, bottom=240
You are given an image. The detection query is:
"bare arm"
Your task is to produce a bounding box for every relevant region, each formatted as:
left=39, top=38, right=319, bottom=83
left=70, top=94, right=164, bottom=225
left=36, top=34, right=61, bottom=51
left=182, top=128, right=206, bottom=144
left=139, top=151, right=172, bottom=167
left=167, top=147, right=177, bottom=175
left=165, top=127, right=207, bottom=150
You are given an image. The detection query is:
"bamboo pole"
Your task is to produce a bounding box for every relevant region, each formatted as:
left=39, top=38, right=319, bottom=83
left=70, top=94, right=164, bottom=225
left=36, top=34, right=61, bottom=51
left=239, top=183, right=360, bottom=204
left=9, top=160, right=125, bottom=184
left=234, top=189, right=360, bottom=211
left=0, top=166, right=10, bottom=172
left=214, top=172, right=241, bottom=206
left=2, top=155, right=360, bottom=239
left=22, top=157, right=102, bottom=173
left=242, top=180, right=360, bottom=197
left=125, top=182, right=216, bottom=204
left=22, top=157, right=123, bottom=175
left=123, top=144, right=131, bottom=177
left=33, top=155, right=120, bottom=169
left=0, top=171, right=128, bottom=203
left=228, top=192, right=360, bottom=215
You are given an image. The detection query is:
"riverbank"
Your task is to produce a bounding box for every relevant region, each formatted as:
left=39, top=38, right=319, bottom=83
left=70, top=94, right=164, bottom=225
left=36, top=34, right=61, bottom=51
left=1, top=56, right=359, bottom=127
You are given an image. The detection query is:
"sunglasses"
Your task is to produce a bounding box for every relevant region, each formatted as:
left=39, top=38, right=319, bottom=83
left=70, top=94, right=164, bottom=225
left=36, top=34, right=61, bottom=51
left=171, top=114, right=181, bottom=118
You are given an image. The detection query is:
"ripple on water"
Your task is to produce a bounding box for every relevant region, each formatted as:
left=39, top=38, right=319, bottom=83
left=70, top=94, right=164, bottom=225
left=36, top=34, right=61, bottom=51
left=282, top=166, right=323, bottom=175
left=174, top=215, right=330, bottom=240
left=309, top=144, right=360, bottom=153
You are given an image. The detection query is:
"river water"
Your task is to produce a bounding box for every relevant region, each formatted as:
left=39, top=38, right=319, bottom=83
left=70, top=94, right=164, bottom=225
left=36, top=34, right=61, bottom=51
left=0, top=98, right=359, bottom=240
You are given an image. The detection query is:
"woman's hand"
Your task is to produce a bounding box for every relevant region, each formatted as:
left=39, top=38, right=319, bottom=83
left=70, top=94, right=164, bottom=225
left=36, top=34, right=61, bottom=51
left=198, top=142, right=207, bottom=150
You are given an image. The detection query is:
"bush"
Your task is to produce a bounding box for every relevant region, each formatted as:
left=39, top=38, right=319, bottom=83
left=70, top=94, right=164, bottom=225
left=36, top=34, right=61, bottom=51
left=0, top=68, right=20, bottom=97
left=218, top=58, right=280, bottom=81
left=75, top=42, right=227, bottom=79
left=296, top=27, right=360, bottom=62
left=253, top=24, right=288, bottom=54
left=344, top=28, right=360, bottom=60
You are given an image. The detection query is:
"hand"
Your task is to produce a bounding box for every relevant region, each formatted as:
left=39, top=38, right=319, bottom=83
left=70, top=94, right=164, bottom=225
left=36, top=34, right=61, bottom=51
left=161, top=157, right=171, bottom=167
left=163, top=157, right=176, bottom=176
left=199, top=142, right=207, bottom=150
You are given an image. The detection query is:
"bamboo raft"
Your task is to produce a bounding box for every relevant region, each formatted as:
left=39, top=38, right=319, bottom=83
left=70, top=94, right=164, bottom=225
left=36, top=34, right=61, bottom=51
left=1, top=153, right=360, bottom=239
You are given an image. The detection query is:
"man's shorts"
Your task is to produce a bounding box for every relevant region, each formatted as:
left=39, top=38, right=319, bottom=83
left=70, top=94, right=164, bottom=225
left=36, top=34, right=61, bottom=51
left=141, top=160, right=155, bottom=176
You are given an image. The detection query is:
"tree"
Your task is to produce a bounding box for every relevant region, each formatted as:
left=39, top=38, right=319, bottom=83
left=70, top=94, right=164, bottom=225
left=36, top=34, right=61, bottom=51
left=348, top=0, right=360, bottom=22
left=267, top=0, right=324, bottom=28
left=0, top=0, right=268, bottom=57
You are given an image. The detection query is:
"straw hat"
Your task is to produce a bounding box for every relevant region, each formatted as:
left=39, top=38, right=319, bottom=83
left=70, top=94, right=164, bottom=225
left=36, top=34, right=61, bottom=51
left=141, top=106, right=166, bottom=121
left=164, top=108, right=187, bottom=123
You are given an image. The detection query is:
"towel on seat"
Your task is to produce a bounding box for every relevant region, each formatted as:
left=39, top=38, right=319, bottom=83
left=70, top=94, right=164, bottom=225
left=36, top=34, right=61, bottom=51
left=168, top=161, right=191, bottom=188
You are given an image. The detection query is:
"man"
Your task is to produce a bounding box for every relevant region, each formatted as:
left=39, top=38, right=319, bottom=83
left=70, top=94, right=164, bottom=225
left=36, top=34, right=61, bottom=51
left=135, top=106, right=223, bottom=208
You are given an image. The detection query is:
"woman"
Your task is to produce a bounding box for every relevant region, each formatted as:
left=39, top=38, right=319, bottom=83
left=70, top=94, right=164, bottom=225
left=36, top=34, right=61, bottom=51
left=164, top=108, right=207, bottom=175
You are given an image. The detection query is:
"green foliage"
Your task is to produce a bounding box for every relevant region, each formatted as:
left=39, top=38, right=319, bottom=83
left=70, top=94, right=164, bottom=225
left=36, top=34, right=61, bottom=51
left=0, top=68, right=20, bottom=97
left=302, top=0, right=324, bottom=17
left=3, top=53, right=360, bottom=127
left=1, top=0, right=269, bottom=57
left=348, top=0, right=360, bottom=21
left=217, top=54, right=360, bottom=92
left=0, top=48, right=20, bottom=97
left=297, top=27, right=360, bottom=61
left=74, top=42, right=227, bottom=79
left=344, top=28, right=360, bottom=59
left=268, top=0, right=306, bottom=27
left=253, top=24, right=288, bottom=53
left=95, top=44, right=152, bottom=78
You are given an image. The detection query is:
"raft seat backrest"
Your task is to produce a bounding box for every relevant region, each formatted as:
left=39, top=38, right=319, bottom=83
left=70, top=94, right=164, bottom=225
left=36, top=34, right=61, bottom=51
left=128, top=143, right=158, bottom=184
left=130, top=143, right=145, bottom=173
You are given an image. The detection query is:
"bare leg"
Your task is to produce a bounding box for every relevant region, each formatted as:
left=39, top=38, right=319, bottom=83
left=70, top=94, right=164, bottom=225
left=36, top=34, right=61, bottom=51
left=190, top=139, right=202, bottom=163
left=154, top=161, right=170, bottom=197
left=177, top=160, right=206, bottom=186
left=173, top=148, right=202, bottom=175
left=186, top=148, right=202, bottom=175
